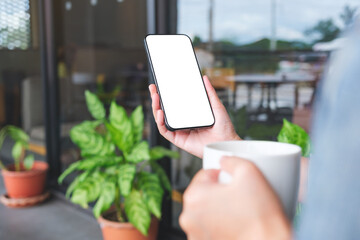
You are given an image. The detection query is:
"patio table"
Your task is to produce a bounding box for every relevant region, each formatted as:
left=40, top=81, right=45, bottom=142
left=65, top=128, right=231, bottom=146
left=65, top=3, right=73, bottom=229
left=227, top=73, right=316, bottom=110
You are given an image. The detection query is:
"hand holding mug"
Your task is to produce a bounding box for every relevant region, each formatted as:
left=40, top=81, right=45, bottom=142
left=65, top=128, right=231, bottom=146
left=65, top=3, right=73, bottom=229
left=180, top=156, right=292, bottom=240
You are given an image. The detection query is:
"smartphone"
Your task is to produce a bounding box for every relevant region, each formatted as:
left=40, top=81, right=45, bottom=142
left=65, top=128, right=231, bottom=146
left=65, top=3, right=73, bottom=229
left=144, top=34, right=215, bottom=131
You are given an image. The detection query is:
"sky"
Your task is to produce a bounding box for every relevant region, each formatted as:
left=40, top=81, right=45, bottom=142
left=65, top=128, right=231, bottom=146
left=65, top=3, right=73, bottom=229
left=178, top=0, right=360, bottom=44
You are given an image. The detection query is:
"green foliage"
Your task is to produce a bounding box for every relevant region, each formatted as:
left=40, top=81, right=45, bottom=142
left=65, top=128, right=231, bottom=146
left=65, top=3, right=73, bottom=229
left=277, top=119, right=311, bottom=157
left=340, top=5, right=358, bottom=27
left=59, top=91, right=179, bottom=236
left=228, top=106, right=282, bottom=141
left=139, top=172, right=164, bottom=219
left=151, top=162, right=172, bottom=192
left=305, top=18, right=340, bottom=43
left=70, top=121, right=115, bottom=158
left=85, top=90, right=106, bottom=120
left=125, top=190, right=151, bottom=236
left=24, top=155, right=35, bottom=170
left=118, top=164, right=136, bottom=196
left=131, top=105, right=144, bottom=144
left=107, top=102, right=134, bottom=153
left=150, top=146, right=180, bottom=160
left=93, top=182, right=116, bottom=219
left=12, top=141, right=23, bottom=161
left=125, top=141, right=150, bottom=163
left=0, top=125, right=34, bottom=171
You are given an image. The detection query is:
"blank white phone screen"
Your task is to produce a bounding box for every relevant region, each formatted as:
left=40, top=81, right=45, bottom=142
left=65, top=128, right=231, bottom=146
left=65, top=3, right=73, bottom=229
left=145, top=35, right=215, bottom=130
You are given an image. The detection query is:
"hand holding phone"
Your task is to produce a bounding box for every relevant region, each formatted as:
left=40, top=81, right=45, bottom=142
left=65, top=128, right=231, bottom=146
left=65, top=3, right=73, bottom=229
left=148, top=76, right=241, bottom=159
left=145, top=34, right=215, bottom=131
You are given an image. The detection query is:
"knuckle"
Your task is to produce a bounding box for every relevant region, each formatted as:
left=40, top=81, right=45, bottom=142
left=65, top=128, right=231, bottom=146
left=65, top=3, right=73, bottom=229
left=183, top=187, right=201, bottom=207
left=179, top=212, right=191, bottom=231
left=182, top=189, right=193, bottom=204
left=237, top=161, right=259, bottom=178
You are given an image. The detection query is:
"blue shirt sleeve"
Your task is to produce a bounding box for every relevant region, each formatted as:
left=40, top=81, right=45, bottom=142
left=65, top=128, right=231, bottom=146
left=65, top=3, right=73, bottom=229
left=297, top=20, right=360, bottom=240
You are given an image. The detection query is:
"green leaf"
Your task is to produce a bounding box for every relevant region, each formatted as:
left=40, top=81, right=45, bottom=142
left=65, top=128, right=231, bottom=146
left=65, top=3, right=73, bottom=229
left=58, top=161, right=81, bottom=184
left=150, top=146, right=180, bottom=160
left=151, top=162, right=171, bottom=192
left=277, top=119, right=311, bottom=157
left=82, top=178, right=102, bottom=202
left=125, top=190, right=151, bottom=236
left=70, top=122, right=114, bottom=157
left=77, top=156, right=123, bottom=171
left=66, top=170, right=92, bottom=198
left=139, top=172, right=164, bottom=219
left=24, top=154, right=34, bottom=170
left=125, top=141, right=150, bottom=163
left=85, top=90, right=106, bottom=120
left=130, top=105, right=144, bottom=143
left=12, top=141, right=23, bottom=160
left=7, top=126, right=29, bottom=145
left=71, top=188, right=88, bottom=208
left=109, top=101, right=128, bottom=131
left=108, top=102, right=133, bottom=153
left=118, top=164, right=136, bottom=197
left=93, top=182, right=116, bottom=218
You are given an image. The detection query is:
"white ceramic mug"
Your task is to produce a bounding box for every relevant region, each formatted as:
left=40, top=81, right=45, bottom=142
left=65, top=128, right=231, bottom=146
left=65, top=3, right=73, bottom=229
left=203, top=140, right=301, bottom=219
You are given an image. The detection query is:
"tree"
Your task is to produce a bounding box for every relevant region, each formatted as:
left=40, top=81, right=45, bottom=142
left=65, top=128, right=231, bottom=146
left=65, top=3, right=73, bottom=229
left=192, top=35, right=202, bottom=47
left=340, top=5, right=358, bottom=27
left=304, top=18, right=340, bottom=43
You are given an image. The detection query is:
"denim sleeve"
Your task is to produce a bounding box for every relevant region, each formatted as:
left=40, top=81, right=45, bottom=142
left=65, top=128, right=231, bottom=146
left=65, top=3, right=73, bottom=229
left=297, top=21, right=360, bottom=240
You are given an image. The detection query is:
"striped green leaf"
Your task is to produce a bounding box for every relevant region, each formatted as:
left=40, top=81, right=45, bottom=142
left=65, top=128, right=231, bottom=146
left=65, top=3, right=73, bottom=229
left=125, top=190, right=151, bottom=236
left=118, top=164, right=136, bottom=196
left=130, top=105, right=144, bottom=143
left=150, top=146, right=180, bottom=160
left=70, top=122, right=114, bottom=157
left=125, top=141, right=150, bottom=163
left=71, top=188, right=88, bottom=208
left=85, top=90, right=105, bottom=120
left=151, top=162, right=171, bottom=192
left=65, top=170, right=92, bottom=198
left=139, top=172, right=164, bottom=219
left=93, top=182, right=116, bottom=218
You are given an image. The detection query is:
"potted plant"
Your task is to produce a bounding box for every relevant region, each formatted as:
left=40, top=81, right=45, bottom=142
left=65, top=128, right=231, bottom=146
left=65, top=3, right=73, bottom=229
left=58, top=91, right=179, bottom=240
left=0, top=126, right=48, bottom=199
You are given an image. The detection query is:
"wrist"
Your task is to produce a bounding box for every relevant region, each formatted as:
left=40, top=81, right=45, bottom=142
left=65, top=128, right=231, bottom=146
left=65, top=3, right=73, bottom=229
left=239, top=213, right=291, bottom=240
left=259, top=213, right=292, bottom=240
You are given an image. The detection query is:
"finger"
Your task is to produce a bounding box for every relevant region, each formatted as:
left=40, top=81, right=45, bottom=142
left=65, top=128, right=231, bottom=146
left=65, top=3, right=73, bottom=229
left=190, top=169, right=220, bottom=186
left=220, top=156, right=249, bottom=175
left=220, top=156, right=262, bottom=182
left=156, top=109, right=164, bottom=126
left=203, top=75, right=224, bottom=110
left=155, top=109, right=175, bottom=141
left=149, top=84, right=161, bottom=122
left=148, top=84, right=157, bottom=95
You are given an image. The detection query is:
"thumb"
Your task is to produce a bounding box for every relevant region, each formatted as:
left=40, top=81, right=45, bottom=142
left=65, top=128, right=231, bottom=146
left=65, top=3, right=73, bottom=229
left=220, top=156, right=265, bottom=184
left=190, top=169, right=221, bottom=186
left=220, top=156, right=248, bottom=175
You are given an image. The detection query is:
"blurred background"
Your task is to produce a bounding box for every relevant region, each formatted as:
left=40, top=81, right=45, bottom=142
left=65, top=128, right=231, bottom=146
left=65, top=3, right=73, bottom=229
left=0, top=0, right=358, bottom=239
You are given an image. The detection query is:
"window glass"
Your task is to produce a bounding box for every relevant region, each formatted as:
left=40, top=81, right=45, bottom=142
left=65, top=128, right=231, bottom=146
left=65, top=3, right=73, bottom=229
left=0, top=0, right=43, bottom=165
left=0, top=0, right=31, bottom=50
left=57, top=0, right=150, bottom=188
left=171, top=0, right=360, bottom=230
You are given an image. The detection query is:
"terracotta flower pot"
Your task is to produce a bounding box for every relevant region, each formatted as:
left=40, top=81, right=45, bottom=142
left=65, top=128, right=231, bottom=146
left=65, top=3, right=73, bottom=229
left=98, top=209, right=159, bottom=240
left=2, top=161, right=48, bottom=199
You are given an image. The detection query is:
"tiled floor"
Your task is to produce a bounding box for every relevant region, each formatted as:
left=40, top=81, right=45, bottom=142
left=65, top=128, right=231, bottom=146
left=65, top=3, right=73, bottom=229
left=0, top=173, right=102, bottom=240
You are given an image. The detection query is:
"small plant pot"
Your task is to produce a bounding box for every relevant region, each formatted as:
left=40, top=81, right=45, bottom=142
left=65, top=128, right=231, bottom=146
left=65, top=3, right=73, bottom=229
left=1, top=161, right=48, bottom=199
left=98, top=208, right=159, bottom=240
